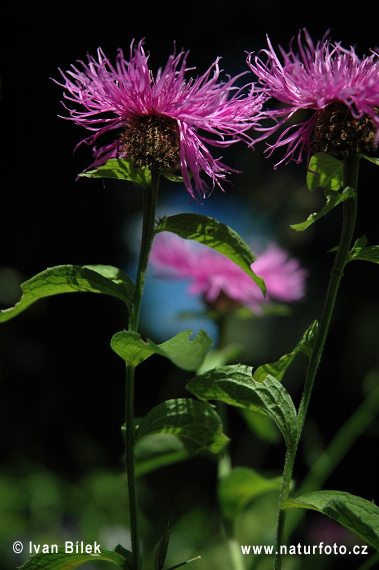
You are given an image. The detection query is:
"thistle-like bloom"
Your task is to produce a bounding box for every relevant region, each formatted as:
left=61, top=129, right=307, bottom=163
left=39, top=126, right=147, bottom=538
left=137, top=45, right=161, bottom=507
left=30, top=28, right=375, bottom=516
left=149, top=233, right=307, bottom=314
left=248, top=30, right=379, bottom=165
left=55, top=40, right=265, bottom=198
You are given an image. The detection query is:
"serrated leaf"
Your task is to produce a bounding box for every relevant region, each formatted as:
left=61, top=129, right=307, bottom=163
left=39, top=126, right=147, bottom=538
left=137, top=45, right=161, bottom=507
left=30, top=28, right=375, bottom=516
left=111, top=329, right=213, bottom=370
left=253, top=320, right=318, bottom=383
left=282, top=491, right=379, bottom=550
left=135, top=398, right=229, bottom=455
left=291, top=186, right=355, bottom=231
left=186, top=365, right=298, bottom=449
left=307, top=152, right=344, bottom=191
left=218, top=467, right=282, bottom=521
left=154, top=213, right=266, bottom=295
left=18, top=546, right=129, bottom=569
left=80, top=158, right=152, bottom=187
left=0, top=265, right=134, bottom=322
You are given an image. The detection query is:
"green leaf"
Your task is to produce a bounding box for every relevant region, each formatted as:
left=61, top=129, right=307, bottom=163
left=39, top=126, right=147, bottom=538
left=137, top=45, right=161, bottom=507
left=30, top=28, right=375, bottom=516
left=253, top=320, right=318, bottom=383
left=350, top=235, right=368, bottom=249
left=240, top=409, right=281, bottom=443
left=0, top=265, right=134, bottom=322
left=196, top=344, right=244, bottom=375
left=186, top=365, right=298, bottom=449
left=218, top=467, right=282, bottom=521
left=351, top=246, right=379, bottom=263
left=135, top=434, right=191, bottom=477
left=135, top=398, right=229, bottom=455
left=18, top=546, right=130, bottom=569
left=291, top=186, right=355, bottom=231
left=161, top=171, right=186, bottom=183
left=282, top=491, right=379, bottom=550
left=154, top=213, right=266, bottom=295
left=111, top=329, right=213, bottom=370
left=79, top=158, right=152, bottom=187
left=358, top=154, right=379, bottom=167
left=348, top=236, right=379, bottom=264
left=114, top=545, right=133, bottom=566
left=155, top=521, right=172, bottom=570
left=306, top=152, right=344, bottom=191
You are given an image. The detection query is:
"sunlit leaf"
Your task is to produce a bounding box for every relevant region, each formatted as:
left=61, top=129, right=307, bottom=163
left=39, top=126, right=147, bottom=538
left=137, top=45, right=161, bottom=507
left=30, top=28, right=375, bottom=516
left=218, top=467, right=282, bottom=521
left=282, top=491, right=379, bottom=550
left=307, top=152, right=344, bottom=191
left=111, top=329, right=213, bottom=370
left=0, top=265, right=134, bottom=322
left=80, top=158, right=152, bottom=187
left=135, top=398, right=229, bottom=455
left=18, top=546, right=130, bottom=569
left=154, top=213, right=266, bottom=295
left=186, top=365, right=298, bottom=449
left=253, top=320, right=318, bottom=383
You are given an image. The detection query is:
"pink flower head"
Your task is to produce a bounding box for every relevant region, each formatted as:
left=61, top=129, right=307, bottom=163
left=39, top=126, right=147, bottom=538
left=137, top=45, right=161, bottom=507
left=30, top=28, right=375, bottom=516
left=247, top=30, right=379, bottom=165
left=55, top=40, right=266, bottom=198
left=149, top=233, right=307, bottom=314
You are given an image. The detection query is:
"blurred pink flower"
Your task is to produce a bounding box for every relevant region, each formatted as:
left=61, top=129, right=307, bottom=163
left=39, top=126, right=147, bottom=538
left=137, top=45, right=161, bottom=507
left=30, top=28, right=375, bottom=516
left=149, top=233, right=307, bottom=314
left=247, top=29, right=379, bottom=165
left=55, top=40, right=266, bottom=198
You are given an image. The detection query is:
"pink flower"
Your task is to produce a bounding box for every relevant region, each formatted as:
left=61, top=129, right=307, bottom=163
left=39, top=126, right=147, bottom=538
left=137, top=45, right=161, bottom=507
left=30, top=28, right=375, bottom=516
left=55, top=40, right=266, bottom=198
left=149, top=233, right=307, bottom=314
left=247, top=30, right=379, bottom=165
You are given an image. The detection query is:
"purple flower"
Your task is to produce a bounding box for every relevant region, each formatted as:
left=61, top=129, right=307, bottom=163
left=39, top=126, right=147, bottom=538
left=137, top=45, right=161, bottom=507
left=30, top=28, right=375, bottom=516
left=55, top=40, right=265, bottom=198
left=248, top=30, right=379, bottom=165
left=149, top=233, right=307, bottom=314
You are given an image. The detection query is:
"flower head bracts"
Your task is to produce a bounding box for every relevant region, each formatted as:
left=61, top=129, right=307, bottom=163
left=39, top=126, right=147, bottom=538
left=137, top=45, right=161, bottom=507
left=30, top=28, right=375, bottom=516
left=56, top=40, right=266, bottom=198
left=149, top=233, right=307, bottom=314
left=247, top=30, right=379, bottom=165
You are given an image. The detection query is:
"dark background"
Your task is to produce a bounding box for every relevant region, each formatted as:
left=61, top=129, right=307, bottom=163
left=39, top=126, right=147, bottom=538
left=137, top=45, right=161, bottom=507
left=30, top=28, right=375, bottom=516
left=1, top=1, right=379, bottom=568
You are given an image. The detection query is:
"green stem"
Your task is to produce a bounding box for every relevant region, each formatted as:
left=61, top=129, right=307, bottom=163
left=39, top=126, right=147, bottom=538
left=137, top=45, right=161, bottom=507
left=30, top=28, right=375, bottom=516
left=125, top=173, right=160, bottom=570
left=273, top=156, right=359, bottom=570
left=129, top=173, right=160, bottom=333
left=286, top=376, right=379, bottom=537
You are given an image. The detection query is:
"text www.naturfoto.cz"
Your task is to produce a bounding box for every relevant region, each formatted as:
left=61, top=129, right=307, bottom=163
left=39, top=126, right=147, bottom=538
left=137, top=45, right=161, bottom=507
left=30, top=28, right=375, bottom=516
left=241, top=543, right=369, bottom=556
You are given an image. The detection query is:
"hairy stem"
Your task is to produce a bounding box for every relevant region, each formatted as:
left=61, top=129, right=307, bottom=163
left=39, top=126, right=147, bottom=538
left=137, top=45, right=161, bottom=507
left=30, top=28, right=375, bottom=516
left=274, top=156, right=359, bottom=570
left=125, top=173, right=159, bottom=570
